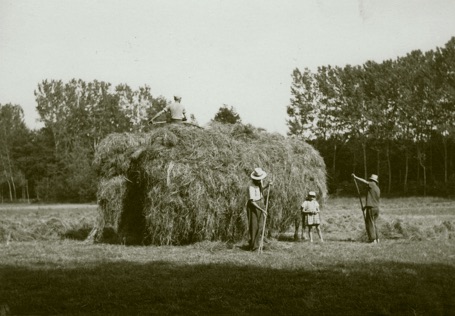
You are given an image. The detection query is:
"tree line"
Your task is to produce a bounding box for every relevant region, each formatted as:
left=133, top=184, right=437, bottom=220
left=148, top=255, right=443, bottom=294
left=1, top=37, right=454, bottom=202
left=287, top=37, right=455, bottom=196
left=0, top=80, right=172, bottom=202
left=0, top=83, right=239, bottom=203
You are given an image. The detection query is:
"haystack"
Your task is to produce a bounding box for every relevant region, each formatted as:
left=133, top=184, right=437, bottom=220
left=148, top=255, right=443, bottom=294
left=93, top=123, right=327, bottom=245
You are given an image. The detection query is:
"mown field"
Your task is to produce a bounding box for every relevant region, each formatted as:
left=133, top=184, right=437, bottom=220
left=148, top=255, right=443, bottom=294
left=0, top=197, right=454, bottom=315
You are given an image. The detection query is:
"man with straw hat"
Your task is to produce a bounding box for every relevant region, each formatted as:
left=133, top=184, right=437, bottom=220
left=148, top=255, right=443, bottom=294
left=352, top=173, right=380, bottom=243
left=247, top=167, right=272, bottom=251
left=149, top=94, right=187, bottom=124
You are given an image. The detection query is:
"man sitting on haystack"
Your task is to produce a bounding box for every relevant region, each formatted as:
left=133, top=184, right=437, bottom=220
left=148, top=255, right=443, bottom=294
left=149, top=94, right=187, bottom=124
left=247, top=168, right=272, bottom=251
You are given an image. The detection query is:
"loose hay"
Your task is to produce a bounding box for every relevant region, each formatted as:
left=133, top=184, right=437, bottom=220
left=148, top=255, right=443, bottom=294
left=93, top=123, right=328, bottom=245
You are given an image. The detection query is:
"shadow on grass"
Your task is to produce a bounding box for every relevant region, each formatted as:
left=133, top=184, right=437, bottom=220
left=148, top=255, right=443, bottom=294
left=1, top=260, right=454, bottom=315
left=63, top=227, right=121, bottom=244
left=277, top=234, right=296, bottom=242
left=276, top=233, right=362, bottom=243
left=63, top=227, right=93, bottom=241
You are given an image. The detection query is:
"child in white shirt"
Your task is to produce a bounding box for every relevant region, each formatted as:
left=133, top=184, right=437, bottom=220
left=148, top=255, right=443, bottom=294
left=301, top=191, right=324, bottom=242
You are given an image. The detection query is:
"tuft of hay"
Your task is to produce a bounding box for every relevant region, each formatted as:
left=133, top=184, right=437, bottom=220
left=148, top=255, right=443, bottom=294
left=93, top=123, right=328, bottom=245
left=96, top=176, right=128, bottom=228
left=0, top=211, right=96, bottom=243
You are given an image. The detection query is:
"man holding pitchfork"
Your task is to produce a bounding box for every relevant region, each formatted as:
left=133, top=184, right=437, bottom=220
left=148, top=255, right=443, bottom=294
left=247, top=168, right=273, bottom=252
left=352, top=173, right=381, bottom=243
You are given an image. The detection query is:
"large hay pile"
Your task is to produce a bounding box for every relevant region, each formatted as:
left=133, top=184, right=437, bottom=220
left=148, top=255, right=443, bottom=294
left=93, top=123, right=327, bottom=245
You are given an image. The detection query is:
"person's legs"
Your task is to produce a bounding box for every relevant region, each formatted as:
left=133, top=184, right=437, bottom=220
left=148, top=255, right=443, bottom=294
left=294, top=213, right=301, bottom=241
left=248, top=204, right=261, bottom=250
left=251, top=208, right=263, bottom=250
left=371, top=207, right=379, bottom=243
left=365, top=207, right=376, bottom=242
left=308, top=226, right=313, bottom=242
left=301, top=214, right=307, bottom=240
left=316, top=225, right=324, bottom=242
left=247, top=204, right=254, bottom=249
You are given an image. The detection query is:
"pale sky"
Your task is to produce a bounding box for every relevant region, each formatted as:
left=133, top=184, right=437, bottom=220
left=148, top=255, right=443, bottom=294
left=1, top=0, right=454, bottom=135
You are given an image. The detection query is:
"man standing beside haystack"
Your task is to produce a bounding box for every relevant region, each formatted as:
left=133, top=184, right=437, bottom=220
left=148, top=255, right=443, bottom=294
left=352, top=174, right=381, bottom=243
left=247, top=168, right=272, bottom=251
left=150, top=94, right=187, bottom=124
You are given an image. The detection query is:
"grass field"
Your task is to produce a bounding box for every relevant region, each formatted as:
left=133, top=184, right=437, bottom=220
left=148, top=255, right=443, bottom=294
left=1, top=197, right=454, bottom=315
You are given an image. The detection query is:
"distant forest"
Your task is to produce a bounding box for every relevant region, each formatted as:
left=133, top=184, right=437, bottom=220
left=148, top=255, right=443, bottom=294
left=287, top=37, right=455, bottom=197
left=1, top=37, right=454, bottom=202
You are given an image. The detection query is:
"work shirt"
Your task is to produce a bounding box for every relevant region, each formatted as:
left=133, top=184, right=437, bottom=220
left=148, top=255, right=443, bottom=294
left=165, top=102, right=186, bottom=120
left=365, top=181, right=380, bottom=208
left=248, top=185, right=263, bottom=201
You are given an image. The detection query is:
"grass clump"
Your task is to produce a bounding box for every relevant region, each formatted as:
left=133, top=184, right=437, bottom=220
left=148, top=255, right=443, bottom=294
left=0, top=205, right=97, bottom=242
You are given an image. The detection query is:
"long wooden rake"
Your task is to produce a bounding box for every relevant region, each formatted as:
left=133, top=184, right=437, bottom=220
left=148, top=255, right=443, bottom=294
left=258, top=181, right=272, bottom=254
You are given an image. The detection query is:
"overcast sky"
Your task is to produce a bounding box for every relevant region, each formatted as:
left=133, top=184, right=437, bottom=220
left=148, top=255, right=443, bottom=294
left=1, top=0, right=454, bottom=135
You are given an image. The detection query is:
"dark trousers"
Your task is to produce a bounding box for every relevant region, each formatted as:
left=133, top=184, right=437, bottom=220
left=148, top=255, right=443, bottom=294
left=294, top=213, right=306, bottom=239
left=365, top=207, right=379, bottom=242
left=247, top=202, right=264, bottom=250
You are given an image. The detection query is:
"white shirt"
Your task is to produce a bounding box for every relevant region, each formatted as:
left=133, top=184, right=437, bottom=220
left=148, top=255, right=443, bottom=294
left=248, top=185, right=262, bottom=201
left=165, top=101, right=186, bottom=120
left=301, top=200, right=319, bottom=213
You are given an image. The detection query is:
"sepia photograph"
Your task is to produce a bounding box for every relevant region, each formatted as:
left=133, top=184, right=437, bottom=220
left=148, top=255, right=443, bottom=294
left=1, top=0, right=454, bottom=314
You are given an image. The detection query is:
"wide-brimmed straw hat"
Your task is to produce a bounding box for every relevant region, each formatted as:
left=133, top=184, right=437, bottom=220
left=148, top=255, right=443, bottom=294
left=308, top=191, right=316, bottom=197
left=250, top=167, right=267, bottom=180
left=369, top=174, right=379, bottom=183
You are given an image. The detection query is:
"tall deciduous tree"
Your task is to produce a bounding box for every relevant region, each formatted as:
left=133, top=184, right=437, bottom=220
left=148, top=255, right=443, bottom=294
left=398, top=50, right=436, bottom=195
left=116, top=84, right=161, bottom=132
left=34, top=79, right=171, bottom=201
left=0, top=103, right=30, bottom=201
left=287, top=68, right=319, bottom=139
left=363, top=59, right=400, bottom=193
left=314, top=66, right=350, bottom=177
left=338, top=65, right=371, bottom=178
left=35, top=79, right=128, bottom=201
left=433, top=38, right=455, bottom=183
